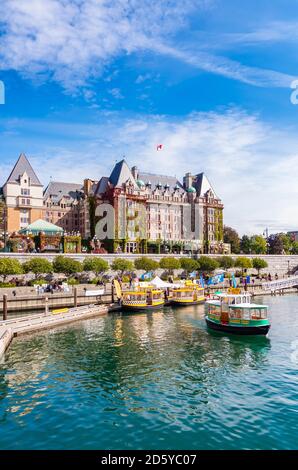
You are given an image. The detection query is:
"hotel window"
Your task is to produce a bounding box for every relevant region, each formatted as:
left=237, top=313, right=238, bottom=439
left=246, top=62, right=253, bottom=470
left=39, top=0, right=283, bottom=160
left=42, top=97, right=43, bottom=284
left=21, top=188, right=30, bottom=196
left=20, top=210, right=29, bottom=226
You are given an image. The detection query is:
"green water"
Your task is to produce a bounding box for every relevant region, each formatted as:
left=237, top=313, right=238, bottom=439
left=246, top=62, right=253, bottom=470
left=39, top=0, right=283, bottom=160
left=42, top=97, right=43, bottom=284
left=0, top=295, right=297, bottom=450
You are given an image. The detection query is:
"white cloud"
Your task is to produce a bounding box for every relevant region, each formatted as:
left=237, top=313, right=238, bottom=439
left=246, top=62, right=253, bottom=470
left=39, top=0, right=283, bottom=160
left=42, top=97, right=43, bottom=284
left=0, top=0, right=205, bottom=90
left=1, top=108, right=298, bottom=235
left=0, top=0, right=294, bottom=90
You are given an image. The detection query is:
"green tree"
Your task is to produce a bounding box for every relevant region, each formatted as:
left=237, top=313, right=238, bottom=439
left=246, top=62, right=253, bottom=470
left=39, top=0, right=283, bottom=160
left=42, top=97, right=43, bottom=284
left=224, top=226, right=240, bottom=253
left=159, top=257, right=181, bottom=273
left=252, top=258, right=268, bottom=275
left=180, top=258, right=199, bottom=273
left=268, top=234, right=290, bottom=254
left=83, top=257, right=109, bottom=275
left=291, top=241, right=298, bottom=254
left=234, top=256, right=252, bottom=274
left=250, top=235, right=267, bottom=254
left=134, top=257, right=159, bottom=271
left=23, top=258, right=53, bottom=279
left=53, top=256, right=83, bottom=275
left=216, top=256, right=234, bottom=270
left=111, top=258, right=134, bottom=274
left=0, top=258, right=23, bottom=281
left=198, top=256, right=219, bottom=273
left=240, top=235, right=252, bottom=254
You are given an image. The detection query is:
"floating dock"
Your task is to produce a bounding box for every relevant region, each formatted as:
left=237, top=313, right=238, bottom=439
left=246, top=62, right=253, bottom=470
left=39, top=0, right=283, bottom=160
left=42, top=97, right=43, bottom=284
left=0, top=303, right=109, bottom=358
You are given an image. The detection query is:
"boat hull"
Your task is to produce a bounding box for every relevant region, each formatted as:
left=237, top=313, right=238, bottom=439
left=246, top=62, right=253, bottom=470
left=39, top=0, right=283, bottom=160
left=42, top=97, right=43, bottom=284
left=205, top=317, right=270, bottom=336
left=121, top=302, right=165, bottom=312
left=171, top=299, right=205, bottom=306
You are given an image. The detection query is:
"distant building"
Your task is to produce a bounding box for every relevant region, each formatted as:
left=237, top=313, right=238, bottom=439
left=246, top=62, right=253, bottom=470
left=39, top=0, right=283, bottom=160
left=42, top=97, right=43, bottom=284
left=43, top=179, right=98, bottom=238
left=288, top=231, right=298, bottom=242
left=94, top=159, right=229, bottom=254
left=2, top=153, right=43, bottom=232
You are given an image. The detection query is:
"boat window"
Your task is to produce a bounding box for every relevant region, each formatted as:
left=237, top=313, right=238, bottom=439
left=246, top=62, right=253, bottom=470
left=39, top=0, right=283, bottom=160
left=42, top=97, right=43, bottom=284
left=261, top=309, right=267, bottom=319
left=243, top=309, right=250, bottom=320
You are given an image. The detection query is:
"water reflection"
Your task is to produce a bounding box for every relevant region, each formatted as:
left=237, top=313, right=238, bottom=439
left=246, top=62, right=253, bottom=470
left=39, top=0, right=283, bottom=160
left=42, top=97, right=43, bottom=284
left=0, top=297, right=296, bottom=450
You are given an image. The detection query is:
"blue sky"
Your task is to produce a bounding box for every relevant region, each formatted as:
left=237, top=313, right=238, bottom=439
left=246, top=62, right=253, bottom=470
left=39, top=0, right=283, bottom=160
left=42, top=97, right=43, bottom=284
left=1, top=0, right=298, bottom=234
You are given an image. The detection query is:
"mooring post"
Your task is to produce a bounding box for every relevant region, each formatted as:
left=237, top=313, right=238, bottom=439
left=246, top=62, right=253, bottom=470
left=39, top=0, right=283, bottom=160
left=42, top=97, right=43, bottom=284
left=74, top=287, right=78, bottom=308
left=45, top=296, right=49, bottom=315
left=3, top=295, right=8, bottom=321
left=111, top=282, right=115, bottom=303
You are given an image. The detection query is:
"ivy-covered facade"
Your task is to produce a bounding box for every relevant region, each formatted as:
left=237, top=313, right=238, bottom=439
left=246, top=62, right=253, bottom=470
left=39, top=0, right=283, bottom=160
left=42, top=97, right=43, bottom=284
left=93, top=160, right=230, bottom=255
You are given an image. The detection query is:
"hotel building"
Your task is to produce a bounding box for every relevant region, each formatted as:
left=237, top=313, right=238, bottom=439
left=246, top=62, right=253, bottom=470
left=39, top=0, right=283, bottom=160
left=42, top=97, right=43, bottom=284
left=93, top=160, right=229, bottom=254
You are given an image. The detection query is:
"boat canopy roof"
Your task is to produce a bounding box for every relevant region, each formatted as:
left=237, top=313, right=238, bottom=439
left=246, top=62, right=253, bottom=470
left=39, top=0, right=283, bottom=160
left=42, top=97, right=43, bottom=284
left=229, top=303, right=268, bottom=309
left=216, top=292, right=251, bottom=298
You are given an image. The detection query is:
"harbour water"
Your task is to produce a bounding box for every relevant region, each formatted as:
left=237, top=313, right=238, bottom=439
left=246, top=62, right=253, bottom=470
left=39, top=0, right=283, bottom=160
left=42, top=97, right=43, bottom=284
left=0, top=295, right=297, bottom=450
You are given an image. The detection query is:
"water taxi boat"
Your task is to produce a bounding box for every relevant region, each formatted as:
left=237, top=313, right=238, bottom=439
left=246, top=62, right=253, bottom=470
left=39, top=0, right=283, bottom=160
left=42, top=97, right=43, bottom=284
left=170, top=281, right=205, bottom=306
left=121, top=288, right=165, bottom=311
left=205, top=290, right=270, bottom=335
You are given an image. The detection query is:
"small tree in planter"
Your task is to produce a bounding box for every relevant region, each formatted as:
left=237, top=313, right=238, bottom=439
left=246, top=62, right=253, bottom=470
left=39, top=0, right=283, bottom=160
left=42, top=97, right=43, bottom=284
left=159, top=257, right=181, bottom=276
left=53, top=256, right=83, bottom=276
left=23, top=258, right=53, bottom=279
left=134, top=257, right=159, bottom=272
left=180, top=258, right=199, bottom=273
left=198, top=256, right=219, bottom=273
left=252, top=258, right=268, bottom=276
left=216, top=256, right=234, bottom=270
left=111, top=258, right=134, bottom=276
left=0, top=258, right=23, bottom=282
left=234, top=256, right=252, bottom=275
left=83, top=257, right=109, bottom=276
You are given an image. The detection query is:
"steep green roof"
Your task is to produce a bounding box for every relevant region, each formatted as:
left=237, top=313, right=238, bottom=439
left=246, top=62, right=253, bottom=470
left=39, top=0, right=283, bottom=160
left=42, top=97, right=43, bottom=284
left=19, top=219, right=64, bottom=235
left=187, top=186, right=196, bottom=193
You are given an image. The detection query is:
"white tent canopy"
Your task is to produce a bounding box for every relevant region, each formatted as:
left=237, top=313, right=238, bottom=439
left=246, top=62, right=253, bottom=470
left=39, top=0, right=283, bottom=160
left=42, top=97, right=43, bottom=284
left=150, top=276, right=181, bottom=289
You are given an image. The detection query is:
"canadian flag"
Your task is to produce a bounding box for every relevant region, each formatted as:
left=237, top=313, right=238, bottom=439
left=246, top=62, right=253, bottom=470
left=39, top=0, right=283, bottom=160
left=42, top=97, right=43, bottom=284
left=156, top=144, right=163, bottom=151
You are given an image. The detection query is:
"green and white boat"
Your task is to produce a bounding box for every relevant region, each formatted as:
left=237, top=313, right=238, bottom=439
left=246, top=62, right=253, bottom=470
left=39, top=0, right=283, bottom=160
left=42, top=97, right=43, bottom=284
left=205, top=290, right=270, bottom=336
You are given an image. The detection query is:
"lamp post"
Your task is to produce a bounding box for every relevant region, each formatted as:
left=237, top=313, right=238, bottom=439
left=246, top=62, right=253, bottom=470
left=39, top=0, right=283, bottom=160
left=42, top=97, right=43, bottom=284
left=2, top=231, right=9, bottom=252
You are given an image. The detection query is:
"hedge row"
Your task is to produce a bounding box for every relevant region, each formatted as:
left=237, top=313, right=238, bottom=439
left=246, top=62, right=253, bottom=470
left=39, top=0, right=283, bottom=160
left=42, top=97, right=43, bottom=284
left=0, top=255, right=268, bottom=279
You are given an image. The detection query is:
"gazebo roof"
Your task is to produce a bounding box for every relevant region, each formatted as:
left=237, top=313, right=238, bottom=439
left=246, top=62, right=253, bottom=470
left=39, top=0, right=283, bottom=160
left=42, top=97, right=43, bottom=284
left=19, top=219, right=64, bottom=235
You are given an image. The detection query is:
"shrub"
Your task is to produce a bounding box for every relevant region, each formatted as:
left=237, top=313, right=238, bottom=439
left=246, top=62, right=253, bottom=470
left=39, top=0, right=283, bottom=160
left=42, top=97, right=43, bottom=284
left=29, top=279, right=46, bottom=286
left=198, top=256, right=219, bottom=273
left=252, top=258, right=268, bottom=275
left=134, top=257, right=159, bottom=271
left=180, top=258, right=199, bottom=272
left=111, top=258, right=134, bottom=273
left=0, top=282, right=16, bottom=288
left=53, top=256, right=83, bottom=275
left=67, top=278, right=79, bottom=285
left=23, top=258, right=53, bottom=278
left=0, top=258, right=23, bottom=280
left=83, top=257, right=109, bottom=274
left=159, top=257, right=181, bottom=272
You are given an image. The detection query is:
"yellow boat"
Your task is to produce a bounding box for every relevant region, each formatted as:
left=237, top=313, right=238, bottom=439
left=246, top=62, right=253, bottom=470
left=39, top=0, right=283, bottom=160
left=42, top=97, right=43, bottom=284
left=121, top=288, right=165, bottom=311
left=170, top=281, right=205, bottom=306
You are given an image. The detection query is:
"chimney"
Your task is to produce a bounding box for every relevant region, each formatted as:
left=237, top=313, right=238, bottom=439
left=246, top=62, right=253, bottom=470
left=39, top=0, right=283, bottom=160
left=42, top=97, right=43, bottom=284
left=84, top=179, right=93, bottom=196
left=183, top=172, right=193, bottom=189
left=131, top=166, right=139, bottom=180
